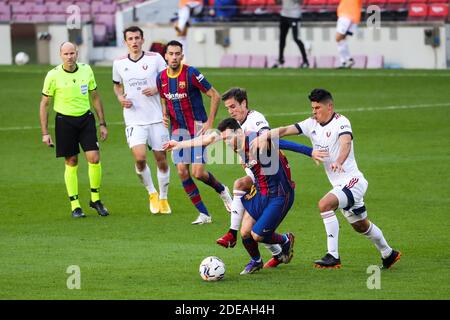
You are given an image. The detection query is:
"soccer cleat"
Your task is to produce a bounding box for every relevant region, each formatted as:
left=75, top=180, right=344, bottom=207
left=314, top=253, right=342, bottom=269
left=264, top=255, right=282, bottom=268
left=89, top=200, right=109, bottom=216
left=149, top=192, right=160, bottom=214
left=300, top=62, right=310, bottom=69
left=158, top=199, right=171, bottom=214
left=219, top=185, right=232, bottom=213
left=216, top=232, right=237, bottom=248
left=240, top=259, right=264, bottom=275
left=191, top=213, right=212, bottom=225
left=280, top=232, right=295, bottom=263
left=72, top=207, right=86, bottom=218
left=382, top=250, right=401, bottom=269
left=337, top=58, right=355, bottom=69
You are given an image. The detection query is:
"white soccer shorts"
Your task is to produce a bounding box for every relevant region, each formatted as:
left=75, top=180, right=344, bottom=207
left=329, top=175, right=368, bottom=224
left=125, top=122, right=169, bottom=151
left=336, top=16, right=357, bottom=36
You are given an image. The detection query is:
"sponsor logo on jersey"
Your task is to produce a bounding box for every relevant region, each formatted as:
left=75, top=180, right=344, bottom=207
left=163, top=92, right=188, bottom=100
left=179, top=81, right=186, bottom=89
left=340, top=124, right=350, bottom=130
left=196, top=73, right=205, bottom=82
left=129, top=78, right=148, bottom=90
left=80, top=84, right=88, bottom=95
left=326, top=131, right=331, bottom=137
left=311, top=130, right=316, bottom=135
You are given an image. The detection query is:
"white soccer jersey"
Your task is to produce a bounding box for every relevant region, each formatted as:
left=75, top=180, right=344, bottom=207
left=296, top=113, right=363, bottom=186
left=239, top=110, right=270, bottom=134
left=113, top=51, right=167, bottom=126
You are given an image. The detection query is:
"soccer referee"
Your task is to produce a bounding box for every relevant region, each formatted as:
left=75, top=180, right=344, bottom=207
left=39, top=42, right=109, bottom=218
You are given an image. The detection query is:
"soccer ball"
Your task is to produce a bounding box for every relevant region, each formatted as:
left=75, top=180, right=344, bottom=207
left=15, top=52, right=30, bottom=65
left=199, top=256, right=225, bottom=281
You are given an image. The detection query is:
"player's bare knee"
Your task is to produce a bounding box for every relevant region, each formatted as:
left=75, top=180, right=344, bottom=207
left=240, top=228, right=251, bottom=239
left=65, top=156, right=78, bottom=166
left=251, top=231, right=263, bottom=242
left=351, top=220, right=370, bottom=233
left=318, top=199, right=333, bottom=212
left=234, top=177, right=251, bottom=191
left=177, top=168, right=190, bottom=180
left=135, top=160, right=146, bottom=172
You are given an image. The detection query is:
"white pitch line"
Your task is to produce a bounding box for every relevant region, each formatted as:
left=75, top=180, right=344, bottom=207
left=1, top=102, right=449, bottom=132
left=269, top=102, right=450, bottom=117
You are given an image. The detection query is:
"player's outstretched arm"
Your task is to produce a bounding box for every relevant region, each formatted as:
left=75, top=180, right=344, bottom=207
left=163, top=131, right=221, bottom=151
left=39, top=95, right=54, bottom=147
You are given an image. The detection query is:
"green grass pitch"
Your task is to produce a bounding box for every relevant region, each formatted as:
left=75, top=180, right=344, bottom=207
left=0, top=65, right=449, bottom=299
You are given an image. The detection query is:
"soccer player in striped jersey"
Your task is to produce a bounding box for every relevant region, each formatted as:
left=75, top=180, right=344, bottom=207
left=156, top=40, right=232, bottom=225
left=216, top=87, right=327, bottom=269
left=254, top=88, right=401, bottom=269
left=164, top=118, right=298, bottom=274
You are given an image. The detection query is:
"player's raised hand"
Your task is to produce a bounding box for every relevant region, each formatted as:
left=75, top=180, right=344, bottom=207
left=330, top=162, right=345, bottom=173
left=142, top=87, right=158, bottom=97
left=163, top=140, right=179, bottom=151
left=42, top=133, right=54, bottom=148
left=311, top=150, right=329, bottom=165
left=118, top=93, right=133, bottom=108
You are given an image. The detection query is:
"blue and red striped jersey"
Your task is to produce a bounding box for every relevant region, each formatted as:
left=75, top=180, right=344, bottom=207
left=157, top=64, right=211, bottom=136
left=241, top=133, right=295, bottom=197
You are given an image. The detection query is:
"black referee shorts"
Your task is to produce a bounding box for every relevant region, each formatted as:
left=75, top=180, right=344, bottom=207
left=55, top=111, right=99, bottom=158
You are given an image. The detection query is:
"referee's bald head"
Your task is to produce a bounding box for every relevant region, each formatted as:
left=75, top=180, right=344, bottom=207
left=60, top=41, right=77, bottom=53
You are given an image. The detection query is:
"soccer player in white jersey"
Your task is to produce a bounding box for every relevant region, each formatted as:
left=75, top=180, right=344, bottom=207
left=253, top=89, right=401, bottom=269
left=217, top=87, right=327, bottom=268
left=113, top=26, right=171, bottom=214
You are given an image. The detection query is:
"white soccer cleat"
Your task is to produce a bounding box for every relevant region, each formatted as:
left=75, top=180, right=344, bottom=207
left=219, top=185, right=232, bottom=213
left=191, top=213, right=212, bottom=225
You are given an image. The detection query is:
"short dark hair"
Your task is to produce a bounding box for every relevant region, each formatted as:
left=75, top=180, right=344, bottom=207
left=166, top=40, right=183, bottom=51
left=308, top=88, right=333, bottom=103
left=217, top=118, right=241, bottom=132
left=221, top=87, right=248, bottom=105
left=123, top=26, right=144, bottom=40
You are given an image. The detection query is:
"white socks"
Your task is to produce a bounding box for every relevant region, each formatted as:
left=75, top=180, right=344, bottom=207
left=230, top=190, right=246, bottom=231
left=264, top=243, right=282, bottom=256
left=321, top=211, right=340, bottom=259
left=363, top=222, right=393, bottom=259
left=136, top=164, right=156, bottom=194
left=157, top=167, right=170, bottom=200
left=337, top=39, right=351, bottom=64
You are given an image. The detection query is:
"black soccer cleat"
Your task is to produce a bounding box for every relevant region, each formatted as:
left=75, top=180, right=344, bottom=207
left=314, top=253, right=342, bottom=269
left=89, top=200, right=109, bottom=216
left=382, top=250, right=401, bottom=269
left=72, top=207, right=86, bottom=218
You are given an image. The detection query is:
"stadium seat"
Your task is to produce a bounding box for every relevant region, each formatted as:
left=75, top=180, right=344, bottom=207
left=366, top=55, right=384, bottom=68
left=234, top=54, right=251, bottom=67
left=0, top=2, right=11, bottom=22
left=93, top=23, right=108, bottom=45
left=96, top=14, right=115, bottom=33
left=316, top=55, right=336, bottom=68
left=219, top=54, right=236, bottom=67
left=408, top=3, right=428, bottom=20
left=250, top=54, right=267, bottom=68
left=428, top=3, right=449, bottom=20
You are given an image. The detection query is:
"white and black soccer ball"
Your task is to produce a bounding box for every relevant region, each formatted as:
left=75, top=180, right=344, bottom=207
left=15, top=52, right=30, bottom=65
left=199, top=256, right=225, bottom=281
